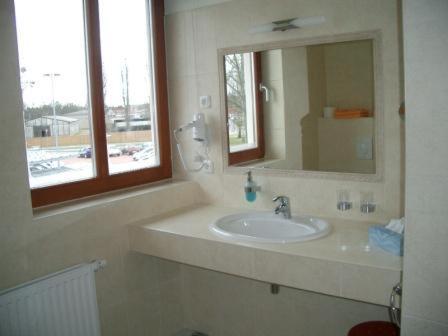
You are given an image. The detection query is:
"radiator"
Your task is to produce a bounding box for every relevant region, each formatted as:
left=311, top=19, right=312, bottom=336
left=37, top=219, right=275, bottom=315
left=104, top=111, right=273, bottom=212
left=0, top=260, right=106, bottom=336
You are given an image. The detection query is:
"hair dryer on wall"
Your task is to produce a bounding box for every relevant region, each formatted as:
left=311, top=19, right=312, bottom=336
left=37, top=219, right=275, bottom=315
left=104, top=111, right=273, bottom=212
left=173, top=113, right=213, bottom=173
left=175, top=112, right=207, bottom=142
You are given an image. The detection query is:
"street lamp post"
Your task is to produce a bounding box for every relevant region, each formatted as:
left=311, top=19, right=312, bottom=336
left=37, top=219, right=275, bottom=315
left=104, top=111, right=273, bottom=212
left=43, top=73, right=61, bottom=148
left=20, top=67, right=35, bottom=122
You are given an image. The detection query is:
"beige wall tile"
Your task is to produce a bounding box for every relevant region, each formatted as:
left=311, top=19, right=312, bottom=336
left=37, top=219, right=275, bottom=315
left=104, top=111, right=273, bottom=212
left=403, top=0, right=448, bottom=330
left=406, top=175, right=448, bottom=215
left=130, top=227, right=185, bottom=263
left=253, top=284, right=300, bottom=336
left=339, top=264, right=401, bottom=306
left=181, top=265, right=256, bottom=336
left=403, top=210, right=448, bottom=324
left=0, top=248, right=29, bottom=290
left=406, top=119, right=448, bottom=177
left=165, top=11, right=196, bottom=80
left=0, top=0, right=407, bottom=334
left=167, top=0, right=403, bottom=223
left=98, top=301, right=129, bottom=336
left=159, top=278, right=184, bottom=335
left=191, top=7, right=218, bottom=76
left=150, top=234, right=257, bottom=279
left=122, top=251, right=159, bottom=295
left=402, top=315, right=448, bottom=336
left=181, top=264, right=389, bottom=336
left=253, top=250, right=340, bottom=296
left=125, top=289, right=162, bottom=336
left=0, top=0, right=32, bottom=260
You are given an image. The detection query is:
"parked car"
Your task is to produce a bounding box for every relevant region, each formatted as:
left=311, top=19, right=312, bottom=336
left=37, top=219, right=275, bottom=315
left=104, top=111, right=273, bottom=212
left=79, top=147, right=92, bottom=158
left=121, top=145, right=143, bottom=156
left=29, top=161, right=62, bottom=176
left=108, top=147, right=121, bottom=157
left=132, top=146, right=154, bottom=161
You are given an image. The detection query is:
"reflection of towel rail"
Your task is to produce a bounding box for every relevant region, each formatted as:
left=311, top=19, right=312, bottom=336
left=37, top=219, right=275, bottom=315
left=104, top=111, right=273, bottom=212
left=389, top=282, right=401, bottom=327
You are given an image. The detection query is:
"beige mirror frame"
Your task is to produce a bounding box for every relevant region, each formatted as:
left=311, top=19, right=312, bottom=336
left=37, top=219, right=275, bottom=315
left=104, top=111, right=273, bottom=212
left=218, top=30, right=384, bottom=182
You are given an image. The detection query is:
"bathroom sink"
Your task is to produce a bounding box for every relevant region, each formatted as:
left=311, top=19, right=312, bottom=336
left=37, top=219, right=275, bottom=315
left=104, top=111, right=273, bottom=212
left=210, top=212, right=330, bottom=243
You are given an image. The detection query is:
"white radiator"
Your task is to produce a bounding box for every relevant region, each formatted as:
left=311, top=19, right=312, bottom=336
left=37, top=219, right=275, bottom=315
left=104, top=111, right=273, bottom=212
left=0, top=260, right=106, bottom=336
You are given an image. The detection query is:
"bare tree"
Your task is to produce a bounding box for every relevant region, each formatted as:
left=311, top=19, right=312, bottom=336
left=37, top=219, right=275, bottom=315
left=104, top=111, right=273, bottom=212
left=225, top=53, right=247, bottom=141
left=121, top=61, right=131, bottom=131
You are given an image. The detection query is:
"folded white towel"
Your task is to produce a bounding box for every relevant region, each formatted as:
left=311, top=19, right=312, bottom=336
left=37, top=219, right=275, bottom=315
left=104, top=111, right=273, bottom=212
left=385, top=217, right=405, bottom=234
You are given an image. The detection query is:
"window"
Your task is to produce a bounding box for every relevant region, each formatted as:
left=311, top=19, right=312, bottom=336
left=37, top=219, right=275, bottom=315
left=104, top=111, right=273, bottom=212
left=224, top=52, right=264, bottom=165
left=14, top=0, right=171, bottom=207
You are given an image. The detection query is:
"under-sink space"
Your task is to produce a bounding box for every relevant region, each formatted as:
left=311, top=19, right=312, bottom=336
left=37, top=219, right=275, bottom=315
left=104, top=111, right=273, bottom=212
left=168, top=260, right=390, bottom=336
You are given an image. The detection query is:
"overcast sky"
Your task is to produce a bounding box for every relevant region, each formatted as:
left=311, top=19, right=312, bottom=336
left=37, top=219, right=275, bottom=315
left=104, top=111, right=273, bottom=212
left=15, top=0, right=154, bottom=109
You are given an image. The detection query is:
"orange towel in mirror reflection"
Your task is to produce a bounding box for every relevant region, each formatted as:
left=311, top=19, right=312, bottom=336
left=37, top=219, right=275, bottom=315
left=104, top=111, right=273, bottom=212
left=334, top=108, right=370, bottom=119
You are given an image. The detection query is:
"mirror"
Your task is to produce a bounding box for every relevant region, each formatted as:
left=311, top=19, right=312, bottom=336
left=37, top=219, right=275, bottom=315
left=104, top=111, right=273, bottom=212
left=221, top=34, right=381, bottom=177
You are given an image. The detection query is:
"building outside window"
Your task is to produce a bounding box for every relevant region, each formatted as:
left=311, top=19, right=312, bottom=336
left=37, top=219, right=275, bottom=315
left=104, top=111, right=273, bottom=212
left=14, top=0, right=171, bottom=207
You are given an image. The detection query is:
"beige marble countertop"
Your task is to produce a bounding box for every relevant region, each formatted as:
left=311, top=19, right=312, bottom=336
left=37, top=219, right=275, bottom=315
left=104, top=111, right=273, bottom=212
left=129, top=204, right=402, bottom=306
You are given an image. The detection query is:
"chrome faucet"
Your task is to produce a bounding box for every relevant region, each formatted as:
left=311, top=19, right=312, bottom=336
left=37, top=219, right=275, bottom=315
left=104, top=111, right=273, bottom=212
left=273, top=196, right=291, bottom=219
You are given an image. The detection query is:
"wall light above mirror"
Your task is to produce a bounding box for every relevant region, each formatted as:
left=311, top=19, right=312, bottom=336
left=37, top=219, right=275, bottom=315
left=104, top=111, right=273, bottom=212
left=219, top=31, right=384, bottom=181
left=248, top=16, right=326, bottom=34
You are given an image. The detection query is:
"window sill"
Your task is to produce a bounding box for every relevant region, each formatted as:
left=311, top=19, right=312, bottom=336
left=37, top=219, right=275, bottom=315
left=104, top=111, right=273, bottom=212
left=32, top=179, right=201, bottom=220
left=229, top=144, right=258, bottom=153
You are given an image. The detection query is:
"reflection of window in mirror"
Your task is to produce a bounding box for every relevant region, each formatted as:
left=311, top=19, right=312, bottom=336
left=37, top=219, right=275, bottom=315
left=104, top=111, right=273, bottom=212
left=223, top=37, right=377, bottom=175
left=225, top=52, right=264, bottom=165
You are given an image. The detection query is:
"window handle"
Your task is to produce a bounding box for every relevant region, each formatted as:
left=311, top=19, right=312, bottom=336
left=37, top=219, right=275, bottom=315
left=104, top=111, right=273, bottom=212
left=259, top=83, right=270, bottom=102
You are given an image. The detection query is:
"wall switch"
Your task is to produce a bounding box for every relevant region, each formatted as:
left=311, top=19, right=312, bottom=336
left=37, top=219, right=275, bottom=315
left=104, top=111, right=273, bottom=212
left=356, top=137, right=373, bottom=160
left=199, top=95, right=211, bottom=108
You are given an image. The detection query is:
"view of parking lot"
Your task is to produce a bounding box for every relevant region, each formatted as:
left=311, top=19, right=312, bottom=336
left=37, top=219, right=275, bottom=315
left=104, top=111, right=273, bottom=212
left=24, top=108, right=158, bottom=189
left=27, top=140, right=156, bottom=188
left=15, top=0, right=159, bottom=189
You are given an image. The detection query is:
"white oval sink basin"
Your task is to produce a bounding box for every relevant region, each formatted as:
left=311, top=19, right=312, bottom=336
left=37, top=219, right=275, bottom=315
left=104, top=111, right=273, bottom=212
left=210, top=212, right=330, bottom=243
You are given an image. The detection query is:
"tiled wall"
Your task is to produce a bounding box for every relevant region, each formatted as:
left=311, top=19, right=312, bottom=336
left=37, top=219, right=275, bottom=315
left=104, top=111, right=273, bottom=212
left=179, top=264, right=388, bottom=336
left=166, top=0, right=404, bottom=222
left=402, top=0, right=448, bottom=334
left=0, top=2, right=196, bottom=335
left=165, top=0, right=401, bottom=335
left=0, top=0, right=406, bottom=335
left=24, top=183, right=201, bottom=336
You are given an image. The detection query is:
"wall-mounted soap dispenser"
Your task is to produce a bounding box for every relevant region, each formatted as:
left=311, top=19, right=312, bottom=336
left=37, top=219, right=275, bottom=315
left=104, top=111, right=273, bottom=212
left=244, top=171, right=261, bottom=202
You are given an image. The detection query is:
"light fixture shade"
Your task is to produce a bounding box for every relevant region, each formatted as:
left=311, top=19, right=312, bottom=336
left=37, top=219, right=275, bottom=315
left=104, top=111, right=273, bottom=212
left=291, top=15, right=326, bottom=28
left=248, top=22, right=276, bottom=34
left=249, top=15, right=326, bottom=34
